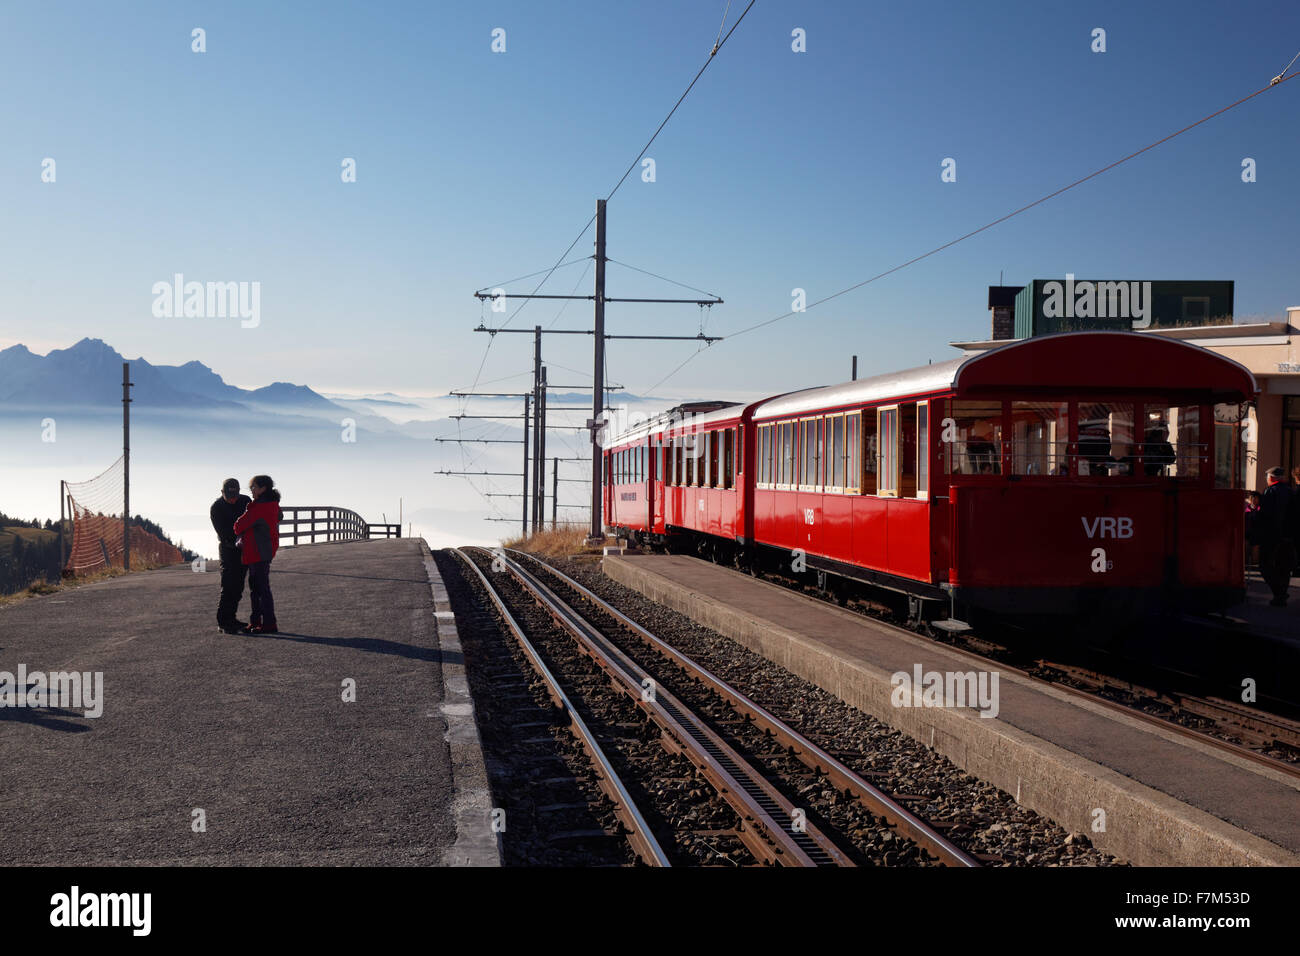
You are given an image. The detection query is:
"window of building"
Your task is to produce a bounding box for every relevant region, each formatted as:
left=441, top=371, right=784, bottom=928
left=1182, top=296, right=1210, bottom=323
left=1284, top=397, right=1300, bottom=485
left=945, top=400, right=1004, bottom=476
left=1011, top=401, right=1069, bottom=476
left=878, top=406, right=899, bottom=496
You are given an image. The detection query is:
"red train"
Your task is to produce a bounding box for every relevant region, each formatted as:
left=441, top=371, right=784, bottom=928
left=603, top=332, right=1257, bottom=625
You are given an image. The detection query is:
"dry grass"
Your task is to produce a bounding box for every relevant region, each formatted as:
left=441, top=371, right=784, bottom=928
left=0, top=561, right=176, bottom=607
left=501, top=525, right=604, bottom=558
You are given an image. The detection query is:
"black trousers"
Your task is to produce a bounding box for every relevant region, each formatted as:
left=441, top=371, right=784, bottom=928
left=217, top=545, right=247, bottom=624
left=1262, top=539, right=1295, bottom=601
left=248, top=561, right=276, bottom=628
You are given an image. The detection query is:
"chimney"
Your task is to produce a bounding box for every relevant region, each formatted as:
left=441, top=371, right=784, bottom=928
left=1288, top=305, right=1300, bottom=329
left=987, top=285, right=1023, bottom=340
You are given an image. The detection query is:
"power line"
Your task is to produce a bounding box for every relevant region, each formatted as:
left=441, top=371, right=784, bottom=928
left=642, top=68, right=1300, bottom=395
left=604, top=0, right=758, bottom=204
left=607, top=258, right=720, bottom=299
left=474, top=257, right=591, bottom=296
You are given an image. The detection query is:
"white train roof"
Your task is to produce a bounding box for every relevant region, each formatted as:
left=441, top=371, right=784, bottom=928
left=604, top=401, right=742, bottom=447
left=753, top=358, right=966, bottom=420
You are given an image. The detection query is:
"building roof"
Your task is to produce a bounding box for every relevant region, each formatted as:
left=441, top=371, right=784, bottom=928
left=950, top=320, right=1296, bottom=352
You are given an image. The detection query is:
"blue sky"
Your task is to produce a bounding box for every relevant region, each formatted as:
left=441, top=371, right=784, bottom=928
left=2, top=0, right=1297, bottom=403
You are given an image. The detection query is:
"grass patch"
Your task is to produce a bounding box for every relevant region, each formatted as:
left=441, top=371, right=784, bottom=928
left=501, top=525, right=604, bottom=558
left=0, top=562, right=175, bottom=607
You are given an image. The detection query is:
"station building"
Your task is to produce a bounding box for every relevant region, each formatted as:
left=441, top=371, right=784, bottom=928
left=951, top=280, right=1300, bottom=491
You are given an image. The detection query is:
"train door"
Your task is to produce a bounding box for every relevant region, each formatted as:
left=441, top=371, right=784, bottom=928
left=645, top=439, right=655, bottom=530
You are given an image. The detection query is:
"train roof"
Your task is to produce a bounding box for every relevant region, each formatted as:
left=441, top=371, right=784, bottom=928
left=604, top=400, right=742, bottom=446
left=753, top=332, right=1259, bottom=420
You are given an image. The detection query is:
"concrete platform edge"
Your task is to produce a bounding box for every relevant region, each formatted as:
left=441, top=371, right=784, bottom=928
left=603, top=555, right=1298, bottom=867
left=423, top=541, right=501, bottom=867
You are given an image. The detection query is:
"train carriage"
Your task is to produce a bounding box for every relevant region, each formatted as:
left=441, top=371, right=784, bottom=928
left=606, top=332, right=1257, bottom=624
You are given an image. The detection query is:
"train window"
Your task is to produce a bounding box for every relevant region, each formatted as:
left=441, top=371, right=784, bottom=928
left=774, top=421, right=785, bottom=489
left=945, top=400, right=1004, bottom=476
left=723, top=429, right=735, bottom=489
left=1213, top=404, right=1249, bottom=489
left=917, top=403, right=929, bottom=498
left=830, top=415, right=845, bottom=490
left=711, top=431, right=721, bottom=488
left=860, top=413, right=877, bottom=494
left=674, top=437, right=683, bottom=486
left=793, top=421, right=803, bottom=487
left=899, top=403, right=918, bottom=497
left=695, top=431, right=707, bottom=486
left=1172, top=405, right=1202, bottom=479
left=737, top=427, right=743, bottom=479
left=799, top=420, right=809, bottom=487
left=757, top=425, right=768, bottom=485
left=815, top=418, right=825, bottom=489
left=847, top=413, right=863, bottom=493
left=878, top=407, right=899, bottom=496
left=1077, top=402, right=1134, bottom=477
left=1011, top=401, right=1068, bottom=476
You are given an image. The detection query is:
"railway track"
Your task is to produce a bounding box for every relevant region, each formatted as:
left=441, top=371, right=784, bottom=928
left=459, top=547, right=853, bottom=865
left=453, top=547, right=670, bottom=867
left=494, top=547, right=981, bottom=867
left=712, top=554, right=1300, bottom=781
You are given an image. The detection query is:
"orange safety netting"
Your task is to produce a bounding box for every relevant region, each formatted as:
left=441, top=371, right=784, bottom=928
left=63, top=456, right=183, bottom=575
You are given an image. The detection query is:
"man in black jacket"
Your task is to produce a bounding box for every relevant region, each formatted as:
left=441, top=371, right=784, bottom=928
left=1258, top=466, right=1295, bottom=607
left=210, top=478, right=252, bottom=632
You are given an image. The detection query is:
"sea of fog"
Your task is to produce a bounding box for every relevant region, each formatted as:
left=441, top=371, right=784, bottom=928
left=0, top=391, right=681, bottom=557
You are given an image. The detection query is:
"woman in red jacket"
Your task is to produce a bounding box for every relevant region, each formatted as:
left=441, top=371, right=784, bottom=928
left=232, top=474, right=282, bottom=633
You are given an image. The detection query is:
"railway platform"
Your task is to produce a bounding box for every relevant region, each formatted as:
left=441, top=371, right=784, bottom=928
left=0, top=538, right=497, bottom=866
left=1213, top=570, right=1299, bottom=646
left=602, top=554, right=1300, bottom=867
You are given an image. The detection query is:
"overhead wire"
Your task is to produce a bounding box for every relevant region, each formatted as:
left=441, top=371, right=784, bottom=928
left=641, top=67, right=1300, bottom=395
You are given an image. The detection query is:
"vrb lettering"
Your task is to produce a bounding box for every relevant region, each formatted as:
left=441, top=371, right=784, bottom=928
left=1081, top=516, right=1132, bottom=539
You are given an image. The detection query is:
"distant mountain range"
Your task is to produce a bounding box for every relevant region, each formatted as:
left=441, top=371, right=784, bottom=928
left=0, top=338, right=355, bottom=417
